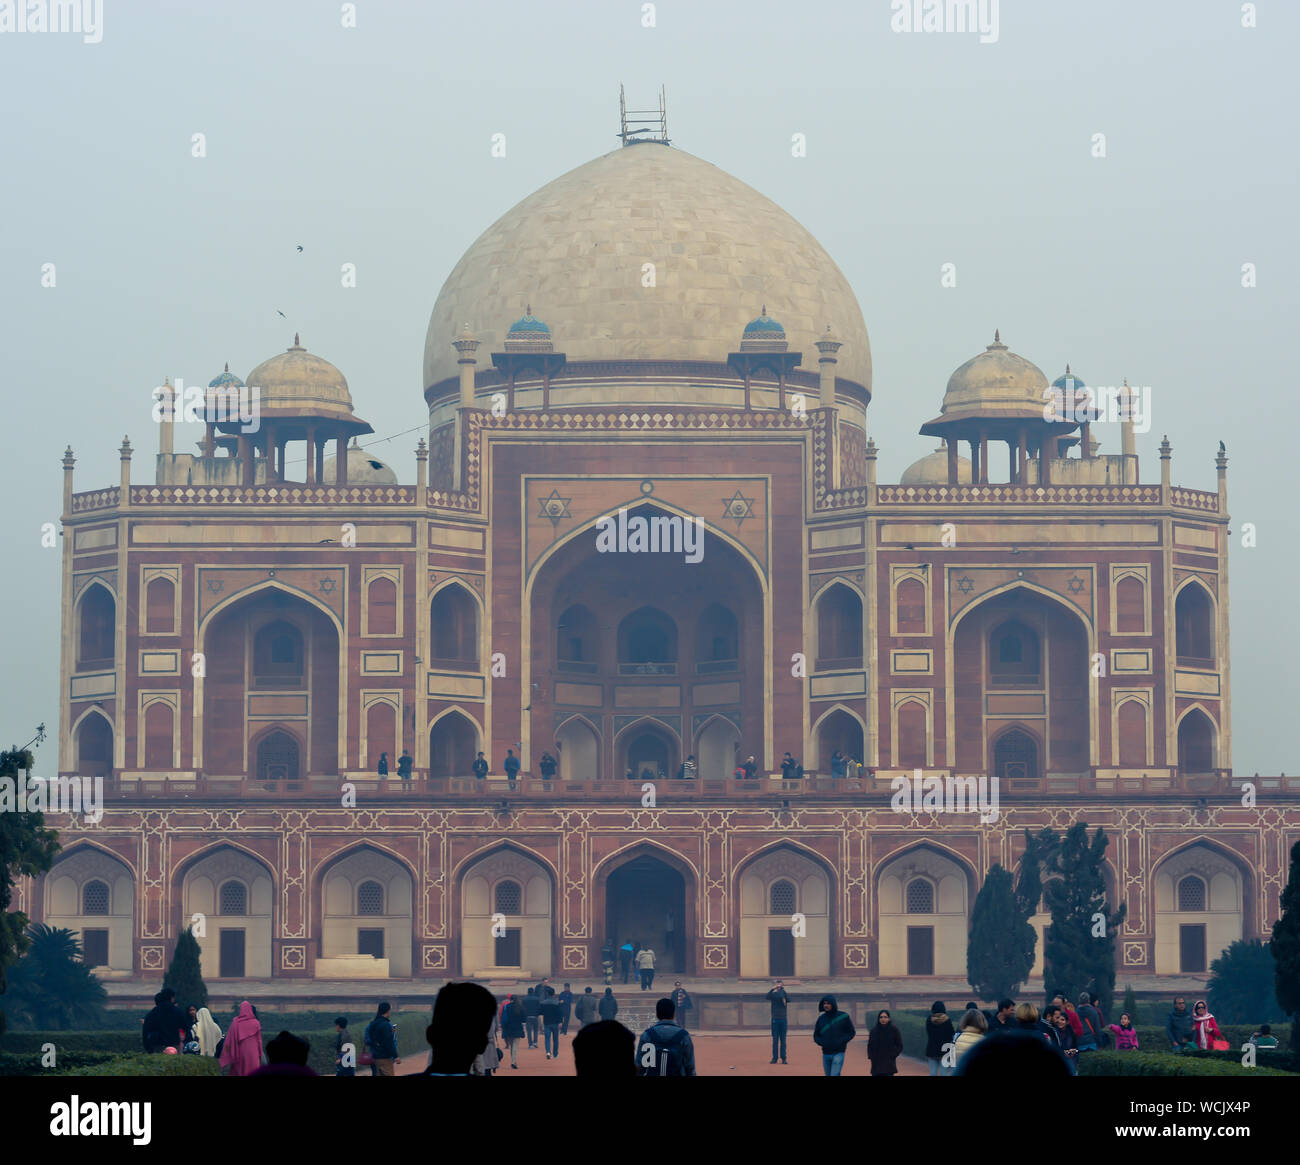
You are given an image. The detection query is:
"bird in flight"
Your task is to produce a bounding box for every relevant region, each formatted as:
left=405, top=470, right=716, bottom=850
left=297, top=245, right=304, bottom=253
left=277, top=310, right=286, bottom=318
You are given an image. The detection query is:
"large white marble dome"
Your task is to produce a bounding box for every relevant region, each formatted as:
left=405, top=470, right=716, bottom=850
left=423, top=143, right=872, bottom=394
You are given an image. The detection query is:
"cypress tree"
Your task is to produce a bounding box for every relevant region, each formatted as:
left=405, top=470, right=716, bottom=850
left=1041, top=822, right=1126, bottom=1015
left=163, top=927, right=208, bottom=1012
left=1271, top=839, right=1300, bottom=1052
left=967, top=864, right=1035, bottom=1000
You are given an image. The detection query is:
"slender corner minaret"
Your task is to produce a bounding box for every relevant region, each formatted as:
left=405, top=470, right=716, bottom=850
left=158, top=377, right=175, bottom=458
left=1120, top=378, right=1138, bottom=483
left=119, top=435, right=133, bottom=507
left=453, top=323, right=480, bottom=410
left=1159, top=434, right=1171, bottom=505
left=415, top=436, right=428, bottom=506
left=1216, top=440, right=1228, bottom=509
left=815, top=324, right=842, bottom=412
left=62, top=445, right=76, bottom=516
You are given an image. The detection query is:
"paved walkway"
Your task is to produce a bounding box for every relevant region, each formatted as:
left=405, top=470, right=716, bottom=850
left=397, top=1031, right=930, bottom=1076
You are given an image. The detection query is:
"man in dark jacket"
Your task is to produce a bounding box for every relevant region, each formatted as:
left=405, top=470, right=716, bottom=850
left=597, top=987, right=619, bottom=1021
left=636, top=998, right=696, bottom=1076
left=558, top=983, right=575, bottom=1034
left=766, top=979, right=790, bottom=1064
left=1166, top=997, right=1196, bottom=1052
left=987, top=998, right=1016, bottom=1035
left=472, top=751, right=489, bottom=779
left=503, top=749, right=520, bottom=783
left=365, top=1002, right=400, bottom=1076
left=1076, top=992, right=1102, bottom=1052
left=574, top=987, right=599, bottom=1028
left=521, top=986, right=542, bottom=1048
left=142, top=987, right=188, bottom=1053
left=539, top=993, right=563, bottom=1059
left=813, top=995, right=856, bottom=1076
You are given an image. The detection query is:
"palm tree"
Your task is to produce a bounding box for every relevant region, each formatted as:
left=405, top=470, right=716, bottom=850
left=4, top=925, right=108, bottom=1030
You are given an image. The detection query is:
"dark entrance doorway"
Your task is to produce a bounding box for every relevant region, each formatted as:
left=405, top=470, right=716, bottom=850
left=1179, top=924, right=1207, bottom=973
left=768, top=928, right=795, bottom=977
left=906, top=926, right=934, bottom=975
left=605, top=854, right=688, bottom=974
left=357, top=928, right=385, bottom=959
left=219, top=928, right=246, bottom=978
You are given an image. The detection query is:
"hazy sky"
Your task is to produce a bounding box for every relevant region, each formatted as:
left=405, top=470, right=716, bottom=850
left=1, top=0, right=1295, bottom=772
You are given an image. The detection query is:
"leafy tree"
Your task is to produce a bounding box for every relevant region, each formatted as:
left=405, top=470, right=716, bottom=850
left=1122, top=983, right=1140, bottom=1025
left=967, top=864, right=1036, bottom=1000
left=0, top=740, right=61, bottom=1037
left=164, top=927, right=208, bottom=1011
left=1041, top=822, right=1126, bottom=1016
left=1207, top=939, right=1284, bottom=1025
left=4, top=925, right=107, bottom=1029
left=1271, top=839, right=1300, bottom=1052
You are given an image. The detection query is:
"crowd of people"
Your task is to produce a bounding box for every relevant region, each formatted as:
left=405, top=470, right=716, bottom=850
left=138, top=980, right=1276, bottom=1078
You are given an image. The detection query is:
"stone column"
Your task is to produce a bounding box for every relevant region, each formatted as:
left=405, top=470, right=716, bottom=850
left=305, top=425, right=317, bottom=485
left=814, top=326, right=842, bottom=412
left=947, top=439, right=959, bottom=484
left=1017, top=430, right=1028, bottom=484
left=158, top=378, right=174, bottom=457
left=336, top=437, right=348, bottom=484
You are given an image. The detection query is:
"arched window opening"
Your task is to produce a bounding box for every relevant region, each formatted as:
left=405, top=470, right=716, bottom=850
left=253, top=620, right=304, bottom=688
left=219, top=880, right=247, bottom=916
left=1178, top=875, right=1206, bottom=912
left=493, top=880, right=522, bottom=915
left=556, top=604, right=600, bottom=674
left=255, top=729, right=300, bottom=781
left=77, top=587, right=115, bottom=668
left=431, top=586, right=479, bottom=666
left=357, top=880, right=385, bottom=915
left=1175, top=586, right=1215, bottom=665
left=989, top=621, right=1039, bottom=686
left=769, top=880, right=797, bottom=915
left=993, top=728, right=1038, bottom=781
left=905, top=878, right=934, bottom=914
left=82, top=880, right=110, bottom=915
left=617, top=608, right=678, bottom=675
left=816, top=584, right=863, bottom=670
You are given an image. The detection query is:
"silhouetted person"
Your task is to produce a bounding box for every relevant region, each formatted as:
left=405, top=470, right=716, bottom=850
left=397, top=750, right=413, bottom=780
left=558, top=982, right=574, bottom=1034
left=377, top=751, right=389, bottom=777
left=142, top=987, right=187, bottom=1053
left=522, top=986, right=541, bottom=1048
left=539, top=750, right=557, bottom=779
left=573, top=1020, right=636, bottom=1078
left=365, top=1001, right=400, bottom=1075
left=423, top=982, right=499, bottom=1076
left=503, top=749, right=520, bottom=782
left=636, top=997, right=695, bottom=1076
left=473, top=751, right=489, bottom=779
left=250, top=1030, right=318, bottom=1076
left=334, top=1016, right=355, bottom=1076
left=953, top=1030, right=1072, bottom=1078
left=574, top=987, right=598, bottom=1029
left=598, top=986, right=619, bottom=1021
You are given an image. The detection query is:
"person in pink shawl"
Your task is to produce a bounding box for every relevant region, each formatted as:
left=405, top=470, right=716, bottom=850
left=220, top=1001, right=264, bottom=1076
left=1191, top=999, right=1225, bottom=1050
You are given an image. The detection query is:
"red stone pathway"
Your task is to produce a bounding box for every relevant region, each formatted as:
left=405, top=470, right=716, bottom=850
left=398, top=1031, right=929, bottom=1076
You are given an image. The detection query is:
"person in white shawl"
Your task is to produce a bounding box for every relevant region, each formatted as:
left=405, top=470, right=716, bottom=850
left=195, top=1007, right=223, bottom=1057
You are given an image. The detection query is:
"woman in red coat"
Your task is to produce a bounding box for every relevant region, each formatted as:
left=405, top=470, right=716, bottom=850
left=1191, top=1000, right=1225, bottom=1050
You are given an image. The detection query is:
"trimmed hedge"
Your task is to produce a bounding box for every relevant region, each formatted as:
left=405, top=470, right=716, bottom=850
left=1134, top=1023, right=1291, bottom=1052
left=303, top=1012, right=431, bottom=1076
left=0, top=1031, right=143, bottom=1056
left=1077, top=1051, right=1294, bottom=1077
left=0, top=1051, right=121, bottom=1077
left=61, top=1054, right=221, bottom=1077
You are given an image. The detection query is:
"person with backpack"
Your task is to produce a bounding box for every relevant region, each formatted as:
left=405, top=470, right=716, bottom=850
left=924, top=1001, right=956, bottom=1076
left=636, top=997, right=696, bottom=1076
left=867, top=1009, right=904, bottom=1076
left=598, top=987, right=619, bottom=1021
left=1075, top=992, right=1102, bottom=1053
left=574, top=987, right=599, bottom=1029
left=500, top=994, right=526, bottom=1069
left=813, top=995, right=856, bottom=1076
left=365, top=1002, right=400, bottom=1076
